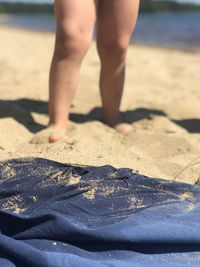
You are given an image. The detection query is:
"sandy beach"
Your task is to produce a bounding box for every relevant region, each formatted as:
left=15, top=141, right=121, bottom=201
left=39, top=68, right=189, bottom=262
left=0, top=25, right=200, bottom=184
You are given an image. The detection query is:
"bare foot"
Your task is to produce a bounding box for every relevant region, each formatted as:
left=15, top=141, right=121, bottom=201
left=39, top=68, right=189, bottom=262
left=30, top=127, right=66, bottom=144
left=113, top=122, right=133, bottom=134
left=103, top=116, right=133, bottom=134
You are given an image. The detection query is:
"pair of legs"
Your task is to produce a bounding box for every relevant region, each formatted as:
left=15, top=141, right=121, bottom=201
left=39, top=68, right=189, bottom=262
left=32, top=0, right=140, bottom=143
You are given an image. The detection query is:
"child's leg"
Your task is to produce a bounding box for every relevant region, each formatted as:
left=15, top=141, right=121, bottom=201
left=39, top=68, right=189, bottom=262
left=32, top=0, right=98, bottom=143
left=96, top=0, right=140, bottom=133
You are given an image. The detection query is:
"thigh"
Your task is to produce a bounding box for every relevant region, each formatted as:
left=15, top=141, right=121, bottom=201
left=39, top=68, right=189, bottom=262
left=54, top=0, right=99, bottom=39
left=97, top=0, right=140, bottom=44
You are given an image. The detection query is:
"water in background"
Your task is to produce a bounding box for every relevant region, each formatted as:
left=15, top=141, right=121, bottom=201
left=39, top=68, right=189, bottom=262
left=0, top=12, right=200, bottom=50
left=133, top=12, right=200, bottom=50
left=0, top=14, right=55, bottom=32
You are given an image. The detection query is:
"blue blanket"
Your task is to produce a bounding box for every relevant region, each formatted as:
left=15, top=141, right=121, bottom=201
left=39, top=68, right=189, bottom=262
left=0, top=158, right=200, bottom=267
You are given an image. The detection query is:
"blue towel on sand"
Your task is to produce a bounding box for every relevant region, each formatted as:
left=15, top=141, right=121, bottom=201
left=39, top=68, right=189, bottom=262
left=0, top=158, right=200, bottom=267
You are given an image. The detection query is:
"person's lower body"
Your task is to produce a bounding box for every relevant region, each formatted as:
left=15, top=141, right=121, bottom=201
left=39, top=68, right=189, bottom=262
left=96, top=0, right=139, bottom=133
left=31, top=0, right=140, bottom=144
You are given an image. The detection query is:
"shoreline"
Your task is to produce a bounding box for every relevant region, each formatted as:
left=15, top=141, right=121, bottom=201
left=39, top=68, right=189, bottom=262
left=1, top=23, right=200, bottom=54
left=0, top=12, right=200, bottom=52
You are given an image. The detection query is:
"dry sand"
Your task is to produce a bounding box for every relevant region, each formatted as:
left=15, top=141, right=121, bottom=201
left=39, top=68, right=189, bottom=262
left=0, top=25, right=200, bottom=184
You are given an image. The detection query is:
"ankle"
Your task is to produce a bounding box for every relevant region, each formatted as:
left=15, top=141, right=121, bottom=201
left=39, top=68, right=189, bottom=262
left=48, top=122, right=68, bottom=131
left=102, top=114, right=120, bottom=128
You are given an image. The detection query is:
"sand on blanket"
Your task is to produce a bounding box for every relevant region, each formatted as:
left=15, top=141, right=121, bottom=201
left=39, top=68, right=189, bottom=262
left=0, top=25, right=200, bottom=184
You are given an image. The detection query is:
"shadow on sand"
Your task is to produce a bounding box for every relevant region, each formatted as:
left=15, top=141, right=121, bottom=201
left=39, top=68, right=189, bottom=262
left=0, top=98, right=200, bottom=133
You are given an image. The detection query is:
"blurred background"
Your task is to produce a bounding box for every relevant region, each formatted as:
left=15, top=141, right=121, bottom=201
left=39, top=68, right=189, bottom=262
left=0, top=0, right=200, bottom=50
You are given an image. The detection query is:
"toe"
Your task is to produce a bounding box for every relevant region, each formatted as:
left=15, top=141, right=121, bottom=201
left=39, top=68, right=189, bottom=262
left=115, top=123, right=133, bottom=134
left=49, top=134, right=58, bottom=143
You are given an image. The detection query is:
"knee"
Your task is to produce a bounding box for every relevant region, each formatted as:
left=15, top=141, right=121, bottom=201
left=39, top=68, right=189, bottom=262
left=97, top=38, right=129, bottom=69
left=55, top=21, right=92, bottom=59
